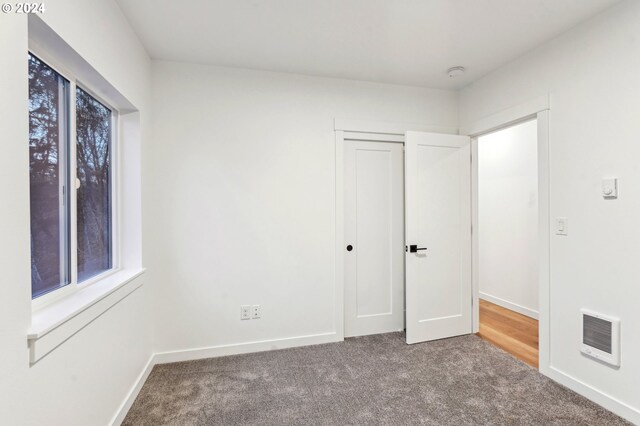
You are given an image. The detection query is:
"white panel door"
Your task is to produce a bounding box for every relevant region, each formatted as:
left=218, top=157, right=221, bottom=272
left=405, top=132, right=471, bottom=344
left=344, top=140, right=404, bottom=337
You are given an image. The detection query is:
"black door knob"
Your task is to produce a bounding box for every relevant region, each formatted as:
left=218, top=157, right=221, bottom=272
left=346, top=245, right=353, bottom=251
left=409, top=244, right=427, bottom=253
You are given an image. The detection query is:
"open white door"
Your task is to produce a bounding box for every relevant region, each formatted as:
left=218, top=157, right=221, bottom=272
left=405, top=131, right=472, bottom=344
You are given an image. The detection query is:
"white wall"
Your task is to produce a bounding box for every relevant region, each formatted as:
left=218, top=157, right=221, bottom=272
left=0, top=1, right=152, bottom=425
left=461, top=0, right=640, bottom=421
left=478, top=120, right=538, bottom=318
left=148, top=61, right=458, bottom=356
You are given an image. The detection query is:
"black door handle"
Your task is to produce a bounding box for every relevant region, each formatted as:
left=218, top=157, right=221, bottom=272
left=409, top=244, right=427, bottom=253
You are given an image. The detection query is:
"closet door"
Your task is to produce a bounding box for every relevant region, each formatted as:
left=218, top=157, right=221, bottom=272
left=344, top=140, right=404, bottom=337
left=404, top=132, right=472, bottom=344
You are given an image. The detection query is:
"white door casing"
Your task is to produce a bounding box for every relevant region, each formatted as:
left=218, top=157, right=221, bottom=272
left=405, top=131, right=472, bottom=344
left=344, top=140, right=405, bottom=337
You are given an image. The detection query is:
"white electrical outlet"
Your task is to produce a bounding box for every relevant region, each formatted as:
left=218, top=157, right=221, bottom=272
left=251, top=305, right=261, bottom=319
left=240, top=305, right=251, bottom=320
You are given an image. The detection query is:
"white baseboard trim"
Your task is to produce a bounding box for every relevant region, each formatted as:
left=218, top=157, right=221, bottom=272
left=154, top=332, right=341, bottom=365
left=479, top=292, right=539, bottom=319
left=546, top=366, right=640, bottom=424
left=110, top=355, right=155, bottom=426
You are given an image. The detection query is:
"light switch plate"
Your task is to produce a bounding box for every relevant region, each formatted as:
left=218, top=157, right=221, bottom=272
left=602, top=178, right=618, bottom=199
left=556, top=217, right=568, bottom=236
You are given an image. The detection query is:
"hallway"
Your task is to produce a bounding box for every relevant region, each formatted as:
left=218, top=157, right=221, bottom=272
left=477, top=299, right=539, bottom=368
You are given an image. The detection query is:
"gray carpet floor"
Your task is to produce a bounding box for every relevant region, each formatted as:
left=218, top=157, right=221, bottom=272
left=123, top=333, right=630, bottom=425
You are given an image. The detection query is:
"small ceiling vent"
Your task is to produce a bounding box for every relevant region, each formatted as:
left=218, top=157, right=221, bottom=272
left=580, top=309, right=620, bottom=367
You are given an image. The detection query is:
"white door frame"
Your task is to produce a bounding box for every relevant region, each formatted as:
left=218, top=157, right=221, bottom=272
left=334, top=119, right=458, bottom=340
left=461, top=95, right=551, bottom=373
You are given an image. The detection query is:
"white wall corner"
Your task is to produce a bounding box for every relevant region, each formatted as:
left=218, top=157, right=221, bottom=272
left=110, top=355, right=155, bottom=426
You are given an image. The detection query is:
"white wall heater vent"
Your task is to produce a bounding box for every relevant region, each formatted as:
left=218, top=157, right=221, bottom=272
left=580, top=309, right=620, bottom=367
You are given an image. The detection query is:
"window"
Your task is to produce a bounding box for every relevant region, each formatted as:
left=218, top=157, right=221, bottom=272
left=29, top=52, right=116, bottom=301
left=29, top=54, right=70, bottom=298
left=76, top=87, right=113, bottom=281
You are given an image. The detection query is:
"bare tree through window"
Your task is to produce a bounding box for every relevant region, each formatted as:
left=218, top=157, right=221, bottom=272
left=76, top=87, right=112, bottom=281
left=29, top=53, right=69, bottom=297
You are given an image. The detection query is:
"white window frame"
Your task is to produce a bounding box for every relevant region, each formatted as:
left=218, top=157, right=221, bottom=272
left=29, top=46, right=121, bottom=310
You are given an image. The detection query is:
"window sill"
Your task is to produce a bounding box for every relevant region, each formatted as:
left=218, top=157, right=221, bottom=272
left=27, top=267, right=146, bottom=364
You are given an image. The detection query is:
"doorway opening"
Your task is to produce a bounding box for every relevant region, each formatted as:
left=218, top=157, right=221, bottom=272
left=338, top=126, right=472, bottom=344
left=474, top=119, right=540, bottom=367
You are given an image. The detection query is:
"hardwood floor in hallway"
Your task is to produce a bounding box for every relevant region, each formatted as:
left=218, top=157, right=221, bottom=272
left=477, top=299, right=539, bottom=368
